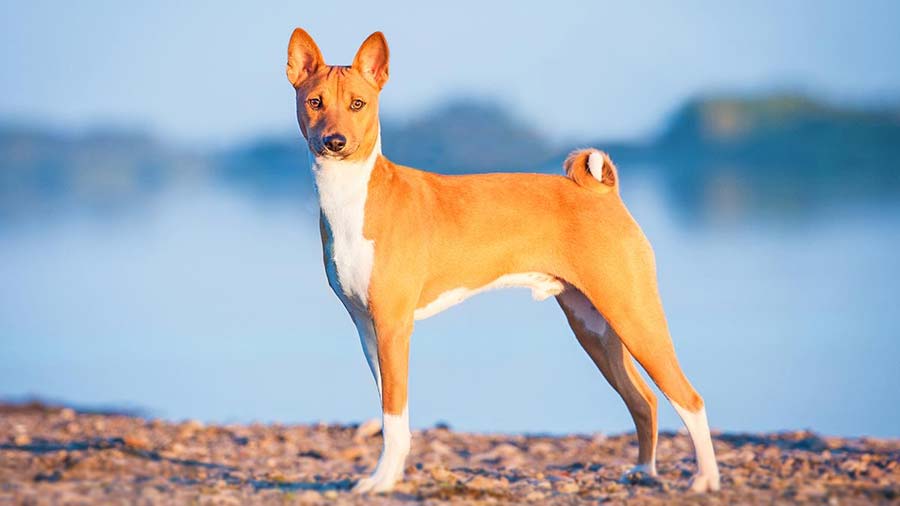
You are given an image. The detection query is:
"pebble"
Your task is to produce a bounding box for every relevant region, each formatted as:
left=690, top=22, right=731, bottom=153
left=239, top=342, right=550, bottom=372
left=123, top=435, right=151, bottom=450
left=465, top=475, right=508, bottom=491
left=296, top=490, right=322, bottom=503
left=553, top=480, right=580, bottom=494
left=429, top=466, right=458, bottom=483
left=524, top=490, right=546, bottom=501
left=354, top=419, right=381, bottom=440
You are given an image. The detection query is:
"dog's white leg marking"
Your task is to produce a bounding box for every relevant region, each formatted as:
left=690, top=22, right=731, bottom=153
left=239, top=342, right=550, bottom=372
left=353, top=404, right=410, bottom=493
left=671, top=403, right=720, bottom=492
left=627, top=463, right=658, bottom=477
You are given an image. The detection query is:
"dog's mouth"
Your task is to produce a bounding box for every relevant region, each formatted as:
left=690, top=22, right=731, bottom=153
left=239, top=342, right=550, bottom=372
left=312, top=145, right=357, bottom=161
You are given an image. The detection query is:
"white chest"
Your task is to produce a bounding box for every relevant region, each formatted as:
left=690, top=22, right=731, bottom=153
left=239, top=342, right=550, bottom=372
left=312, top=143, right=380, bottom=311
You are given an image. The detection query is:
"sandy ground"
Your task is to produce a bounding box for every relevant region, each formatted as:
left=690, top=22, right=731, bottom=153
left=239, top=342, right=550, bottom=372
left=1, top=403, right=898, bottom=505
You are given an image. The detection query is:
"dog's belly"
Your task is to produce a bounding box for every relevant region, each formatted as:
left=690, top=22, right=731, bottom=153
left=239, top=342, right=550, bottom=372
left=413, top=272, right=564, bottom=320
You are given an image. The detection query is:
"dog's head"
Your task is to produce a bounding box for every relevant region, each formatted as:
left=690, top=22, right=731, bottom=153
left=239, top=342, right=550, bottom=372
left=286, top=29, right=388, bottom=163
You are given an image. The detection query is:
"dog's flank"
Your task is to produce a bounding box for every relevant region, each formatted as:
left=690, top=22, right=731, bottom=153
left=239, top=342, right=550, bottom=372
left=287, top=28, right=720, bottom=494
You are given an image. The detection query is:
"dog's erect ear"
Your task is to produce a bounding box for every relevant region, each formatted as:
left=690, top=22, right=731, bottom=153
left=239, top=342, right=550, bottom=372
left=352, top=32, right=390, bottom=89
left=287, top=28, right=324, bottom=88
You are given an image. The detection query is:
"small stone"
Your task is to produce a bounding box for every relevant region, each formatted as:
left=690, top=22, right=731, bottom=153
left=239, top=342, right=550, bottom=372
left=323, top=489, right=338, bottom=499
left=429, top=439, right=453, bottom=455
left=430, top=466, right=458, bottom=483
left=177, top=420, right=203, bottom=439
left=466, top=475, right=508, bottom=491
left=554, top=480, right=580, bottom=494
left=338, top=445, right=366, bottom=460
left=14, top=434, right=31, bottom=446
left=525, top=490, right=546, bottom=501
left=123, top=435, right=151, bottom=450
left=529, top=442, right=555, bottom=455
left=296, top=490, right=322, bottom=503
left=393, top=481, right=417, bottom=494
left=355, top=418, right=382, bottom=440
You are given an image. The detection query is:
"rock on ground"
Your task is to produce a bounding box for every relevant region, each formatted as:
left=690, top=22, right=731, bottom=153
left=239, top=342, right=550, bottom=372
left=0, top=403, right=898, bottom=505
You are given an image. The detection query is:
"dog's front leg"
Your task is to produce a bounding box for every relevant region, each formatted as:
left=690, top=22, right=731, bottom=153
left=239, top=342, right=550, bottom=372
left=352, top=316, right=413, bottom=494
left=349, top=310, right=382, bottom=397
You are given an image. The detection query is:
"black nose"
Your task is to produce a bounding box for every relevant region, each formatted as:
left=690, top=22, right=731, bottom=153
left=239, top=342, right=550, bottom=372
left=323, top=133, right=346, bottom=152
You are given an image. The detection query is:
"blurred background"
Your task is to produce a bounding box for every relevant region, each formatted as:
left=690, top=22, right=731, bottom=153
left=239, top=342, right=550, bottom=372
left=2, top=1, right=899, bottom=437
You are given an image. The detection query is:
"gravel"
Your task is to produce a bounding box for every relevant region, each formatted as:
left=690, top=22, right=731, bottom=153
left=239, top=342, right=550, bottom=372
left=1, top=403, right=897, bottom=505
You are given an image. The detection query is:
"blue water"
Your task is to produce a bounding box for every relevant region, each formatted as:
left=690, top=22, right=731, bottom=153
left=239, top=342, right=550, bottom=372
left=2, top=173, right=898, bottom=437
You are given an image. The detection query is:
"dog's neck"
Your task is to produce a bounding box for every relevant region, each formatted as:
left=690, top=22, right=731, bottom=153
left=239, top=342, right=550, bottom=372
left=309, top=129, right=382, bottom=211
left=309, top=129, right=381, bottom=309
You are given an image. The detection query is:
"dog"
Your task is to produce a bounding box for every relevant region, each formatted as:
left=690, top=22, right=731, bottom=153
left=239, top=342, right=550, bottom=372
left=286, top=28, right=721, bottom=494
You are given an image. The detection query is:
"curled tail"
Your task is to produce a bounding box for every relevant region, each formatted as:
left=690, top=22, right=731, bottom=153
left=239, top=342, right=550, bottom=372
left=563, top=149, right=618, bottom=194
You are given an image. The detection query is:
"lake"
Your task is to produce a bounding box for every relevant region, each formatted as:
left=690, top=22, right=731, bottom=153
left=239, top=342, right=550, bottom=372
left=2, top=169, right=898, bottom=437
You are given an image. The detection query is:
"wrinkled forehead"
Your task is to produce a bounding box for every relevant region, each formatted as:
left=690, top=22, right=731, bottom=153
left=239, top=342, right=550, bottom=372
left=299, top=65, right=379, bottom=97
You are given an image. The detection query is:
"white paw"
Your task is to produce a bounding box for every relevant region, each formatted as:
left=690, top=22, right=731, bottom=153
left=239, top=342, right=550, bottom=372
left=689, top=472, right=721, bottom=493
left=619, top=464, right=659, bottom=486
left=351, top=455, right=406, bottom=494
left=352, top=474, right=395, bottom=494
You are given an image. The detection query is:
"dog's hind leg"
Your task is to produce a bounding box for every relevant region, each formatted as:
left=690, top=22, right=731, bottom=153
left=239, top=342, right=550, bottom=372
left=557, top=286, right=659, bottom=480
left=575, top=236, right=720, bottom=492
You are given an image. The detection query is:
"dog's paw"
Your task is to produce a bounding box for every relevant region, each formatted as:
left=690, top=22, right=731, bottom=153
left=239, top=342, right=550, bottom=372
left=352, top=475, right=392, bottom=494
left=351, top=462, right=405, bottom=494
left=688, top=472, right=721, bottom=493
left=619, top=464, right=659, bottom=487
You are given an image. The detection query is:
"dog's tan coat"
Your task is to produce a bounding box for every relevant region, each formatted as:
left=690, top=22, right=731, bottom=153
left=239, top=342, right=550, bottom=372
left=287, top=28, right=719, bottom=493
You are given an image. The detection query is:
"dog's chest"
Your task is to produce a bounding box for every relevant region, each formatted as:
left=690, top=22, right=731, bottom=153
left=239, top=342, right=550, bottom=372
left=314, top=154, right=377, bottom=311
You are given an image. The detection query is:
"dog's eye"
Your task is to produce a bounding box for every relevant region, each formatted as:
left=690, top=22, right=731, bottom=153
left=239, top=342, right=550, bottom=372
left=307, top=97, right=322, bottom=109
left=350, top=99, right=366, bottom=111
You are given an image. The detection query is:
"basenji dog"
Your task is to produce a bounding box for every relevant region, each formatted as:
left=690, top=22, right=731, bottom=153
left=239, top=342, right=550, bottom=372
left=286, top=28, right=721, bottom=494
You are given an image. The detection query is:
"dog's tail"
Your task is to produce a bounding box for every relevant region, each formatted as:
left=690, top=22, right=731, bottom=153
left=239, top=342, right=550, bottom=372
left=563, top=149, right=618, bottom=194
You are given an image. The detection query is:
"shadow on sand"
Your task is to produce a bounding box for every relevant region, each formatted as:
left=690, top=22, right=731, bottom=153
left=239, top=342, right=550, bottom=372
left=0, top=437, right=356, bottom=491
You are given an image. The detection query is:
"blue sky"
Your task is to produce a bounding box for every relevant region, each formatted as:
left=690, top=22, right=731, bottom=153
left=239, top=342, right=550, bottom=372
left=2, top=0, right=899, bottom=145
